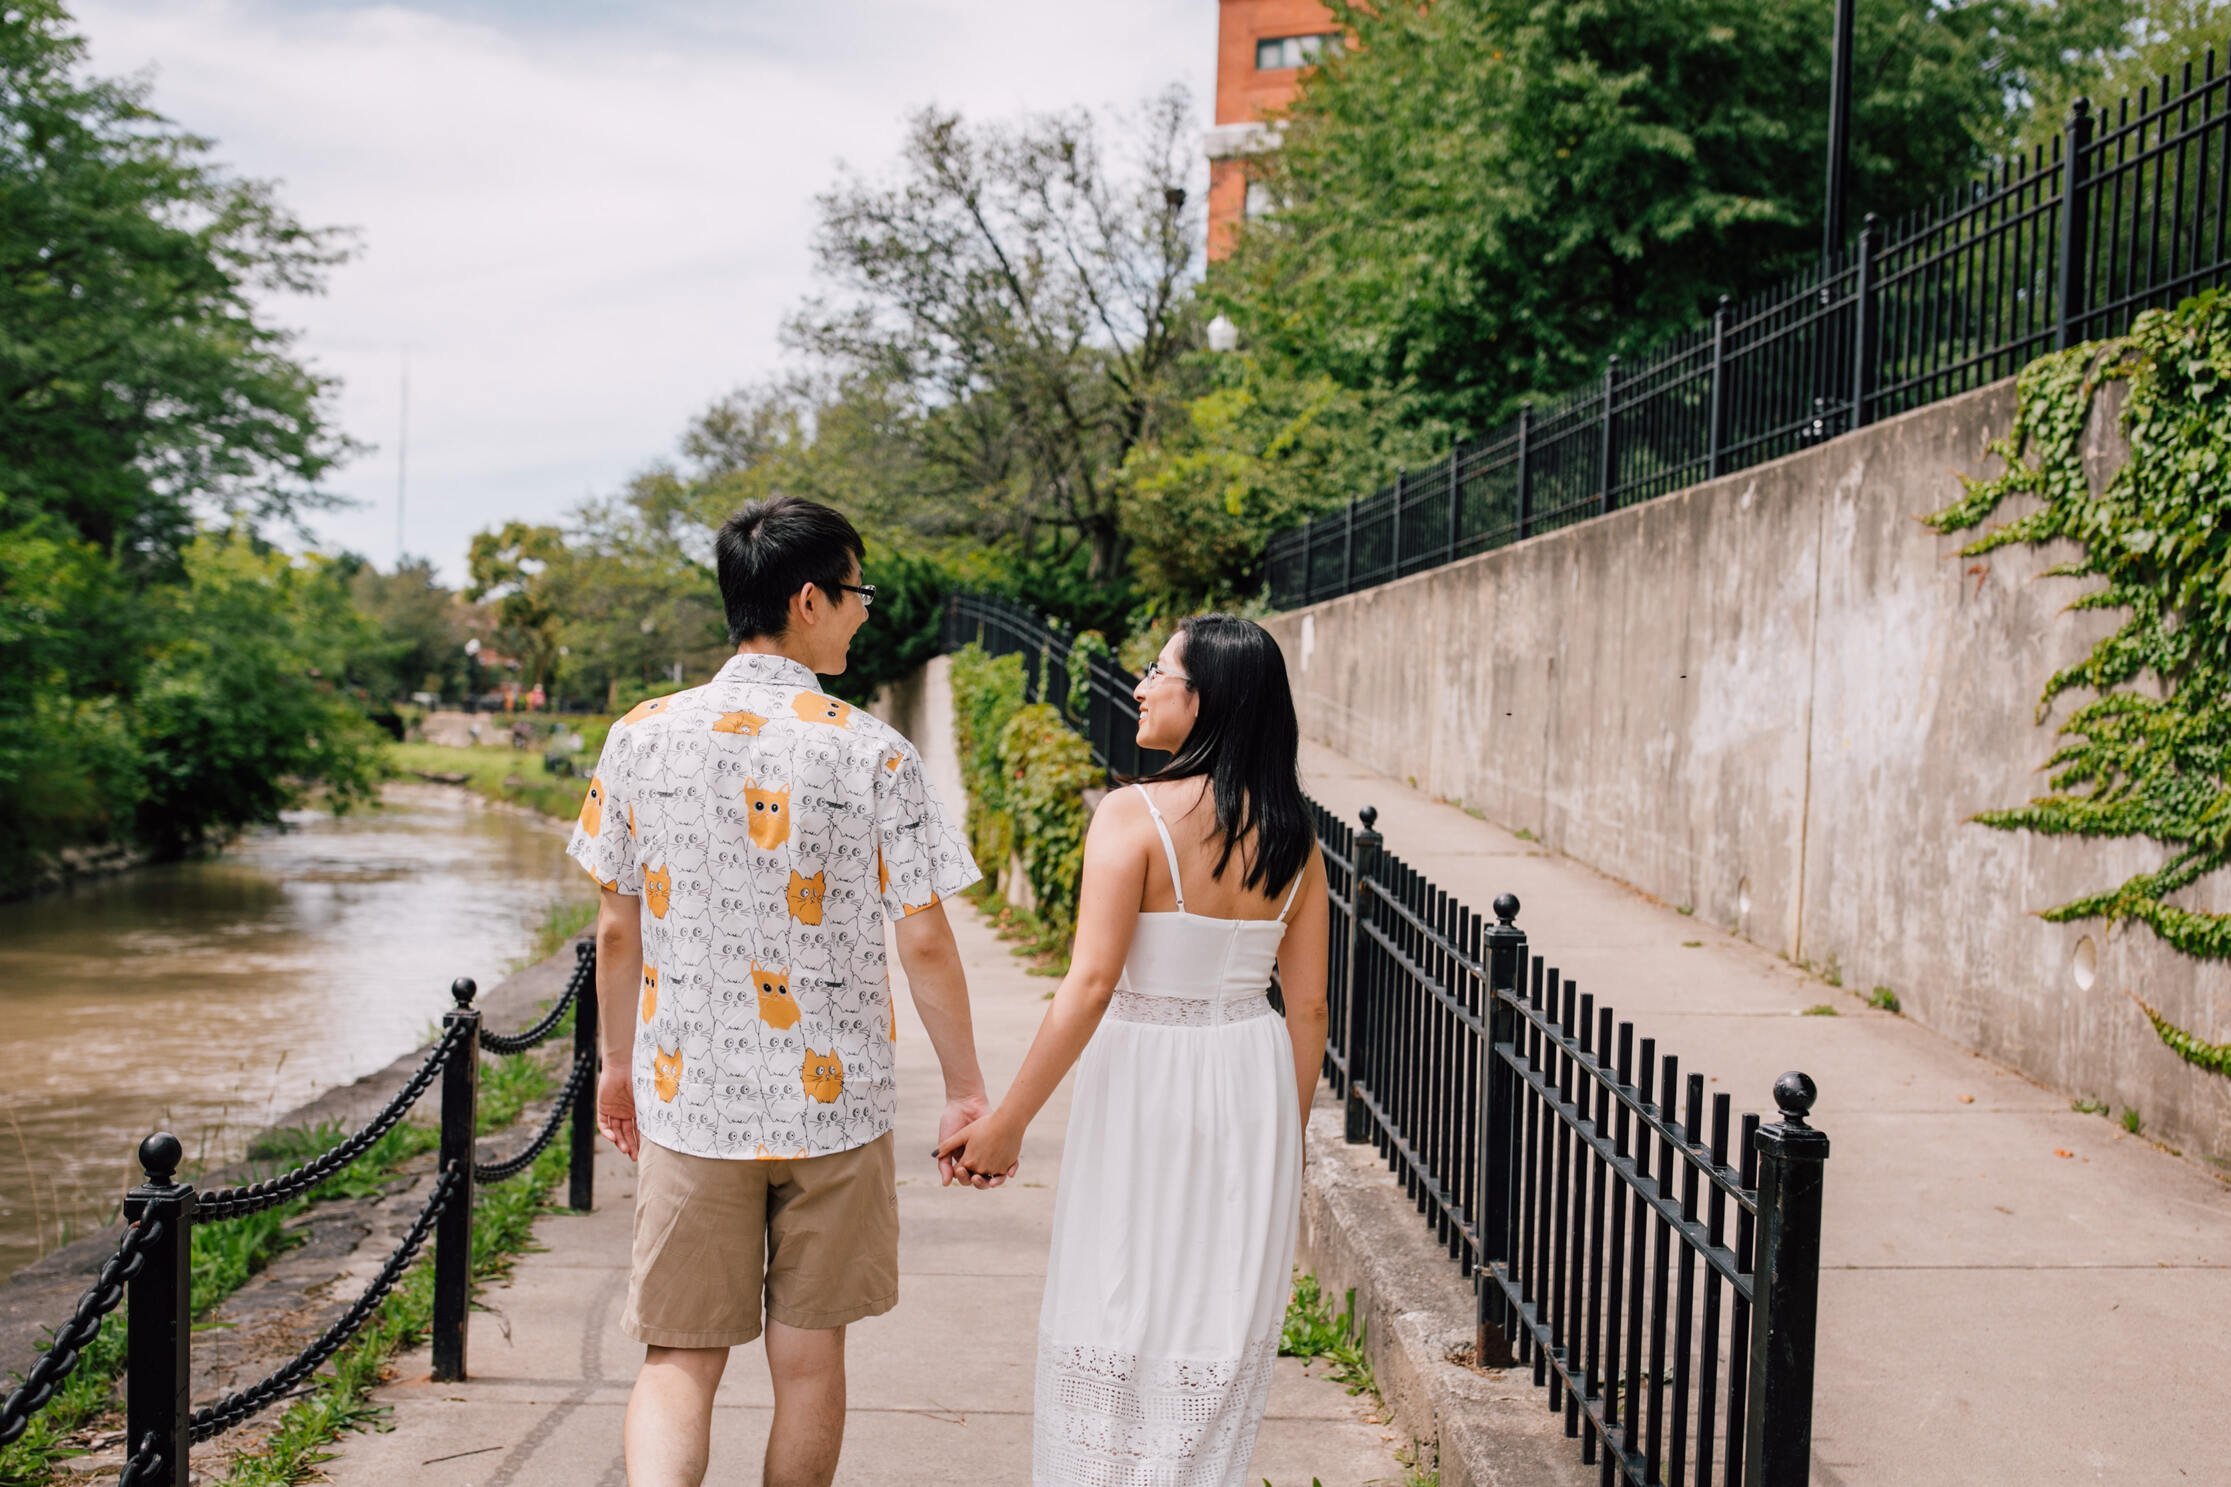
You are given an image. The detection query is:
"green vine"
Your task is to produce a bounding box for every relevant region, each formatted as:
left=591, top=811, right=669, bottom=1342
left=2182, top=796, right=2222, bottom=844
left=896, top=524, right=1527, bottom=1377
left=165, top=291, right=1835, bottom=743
left=1066, top=629, right=1111, bottom=720
left=2132, top=994, right=2231, bottom=1078
left=1929, top=291, right=2231, bottom=1074
left=949, top=645, right=1025, bottom=890
left=999, top=703, right=1098, bottom=943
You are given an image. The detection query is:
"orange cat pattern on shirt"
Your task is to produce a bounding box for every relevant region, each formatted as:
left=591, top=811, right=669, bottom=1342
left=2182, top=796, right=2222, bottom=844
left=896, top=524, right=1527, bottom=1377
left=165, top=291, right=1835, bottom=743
left=566, top=651, right=979, bottom=1160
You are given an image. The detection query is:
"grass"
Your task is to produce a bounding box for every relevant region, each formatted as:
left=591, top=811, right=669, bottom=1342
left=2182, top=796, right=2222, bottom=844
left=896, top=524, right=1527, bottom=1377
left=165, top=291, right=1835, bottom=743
left=1680, top=940, right=1703, bottom=949
left=384, top=742, right=586, bottom=822
left=526, top=898, right=598, bottom=966
left=0, top=1037, right=565, bottom=1487
left=1799, top=1003, right=1839, bottom=1017
left=1866, top=986, right=1901, bottom=1014
left=1510, top=827, right=1537, bottom=843
left=1675, top=904, right=1694, bottom=917
left=2121, top=1108, right=2144, bottom=1136
left=2072, top=1096, right=2110, bottom=1116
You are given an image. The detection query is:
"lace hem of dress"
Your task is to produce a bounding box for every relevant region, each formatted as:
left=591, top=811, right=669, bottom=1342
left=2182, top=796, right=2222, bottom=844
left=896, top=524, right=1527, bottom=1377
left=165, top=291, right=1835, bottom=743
left=1105, top=992, right=1275, bottom=1028
left=1033, top=1335, right=1279, bottom=1487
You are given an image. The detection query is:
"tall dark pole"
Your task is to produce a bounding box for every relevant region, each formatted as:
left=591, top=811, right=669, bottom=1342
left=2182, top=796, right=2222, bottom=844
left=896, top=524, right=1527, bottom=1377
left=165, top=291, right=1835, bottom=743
left=1822, top=0, right=1856, bottom=269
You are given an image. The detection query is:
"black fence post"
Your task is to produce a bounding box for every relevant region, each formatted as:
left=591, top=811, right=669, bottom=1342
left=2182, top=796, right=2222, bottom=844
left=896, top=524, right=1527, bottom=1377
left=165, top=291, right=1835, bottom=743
left=1445, top=444, right=1463, bottom=563
left=1342, top=497, right=1356, bottom=596
left=1849, top=215, right=1880, bottom=431
left=569, top=939, right=598, bottom=1213
left=1390, top=469, right=1406, bottom=579
left=1707, top=297, right=1732, bottom=477
left=1515, top=403, right=1534, bottom=540
left=1475, top=894, right=1524, bottom=1367
left=124, top=1134, right=193, bottom=1487
left=1299, top=521, right=1316, bottom=606
left=1744, top=1072, right=1830, bottom=1487
left=1341, top=806, right=1383, bottom=1144
left=1597, top=357, right=1621, bottom=516
left=432, top=977, right=481, bottom=1383
left=2055, top=98, right=2095, bottom=351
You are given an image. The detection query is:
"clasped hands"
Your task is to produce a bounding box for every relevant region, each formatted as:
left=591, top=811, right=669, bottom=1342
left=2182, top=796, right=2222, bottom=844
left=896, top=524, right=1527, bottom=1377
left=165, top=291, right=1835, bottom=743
left=935, top=1094, right=1021, bottom=1190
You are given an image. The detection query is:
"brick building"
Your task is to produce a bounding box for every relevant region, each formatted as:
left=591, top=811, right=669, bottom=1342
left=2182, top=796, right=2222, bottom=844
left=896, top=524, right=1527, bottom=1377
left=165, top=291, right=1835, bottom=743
left=1204, top=0, right=1341, bottom=260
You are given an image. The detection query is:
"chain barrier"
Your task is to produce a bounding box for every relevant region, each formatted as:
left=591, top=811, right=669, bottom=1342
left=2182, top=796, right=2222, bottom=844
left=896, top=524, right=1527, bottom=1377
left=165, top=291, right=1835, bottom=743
left=478, top=970, right=582, bottom=1056
left=0, top=1217, right=164, bottom=1448
left=113, top=1432, right=162, bottom=1487
left=474, top=1054, right=591, bottom=1183
left=186, top=1163, right=460, bottom=1443
left=196, top=1024, right=464, bottom=1222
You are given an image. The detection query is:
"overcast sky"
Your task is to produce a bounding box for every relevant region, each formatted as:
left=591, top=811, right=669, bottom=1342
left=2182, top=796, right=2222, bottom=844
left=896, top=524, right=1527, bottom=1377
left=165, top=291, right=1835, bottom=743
left=72, top=0, right=1216, bottom=582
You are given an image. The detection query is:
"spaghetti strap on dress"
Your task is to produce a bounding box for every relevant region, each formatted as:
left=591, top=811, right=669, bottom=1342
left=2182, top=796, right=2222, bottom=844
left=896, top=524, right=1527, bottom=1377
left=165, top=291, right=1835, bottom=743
left=1032, top=785, right=1304, bottom=1486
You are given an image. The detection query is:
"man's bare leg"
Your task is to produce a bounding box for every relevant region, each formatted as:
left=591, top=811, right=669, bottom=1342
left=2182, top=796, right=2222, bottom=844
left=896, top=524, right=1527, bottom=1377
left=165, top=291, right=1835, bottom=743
left=625, top=1344, right=728, bottom=1487
left=763, top=1320, right=847, bottom=1487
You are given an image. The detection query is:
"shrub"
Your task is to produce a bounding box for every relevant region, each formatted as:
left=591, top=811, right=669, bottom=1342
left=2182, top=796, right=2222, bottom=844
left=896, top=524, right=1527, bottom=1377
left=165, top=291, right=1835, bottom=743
left=999, top=704, right=1099, bottom=942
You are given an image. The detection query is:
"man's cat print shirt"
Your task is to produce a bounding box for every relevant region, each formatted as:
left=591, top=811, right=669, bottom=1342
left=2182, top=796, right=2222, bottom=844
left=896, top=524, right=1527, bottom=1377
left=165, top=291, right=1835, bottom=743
left=566, top=652, right=980, bottom=1160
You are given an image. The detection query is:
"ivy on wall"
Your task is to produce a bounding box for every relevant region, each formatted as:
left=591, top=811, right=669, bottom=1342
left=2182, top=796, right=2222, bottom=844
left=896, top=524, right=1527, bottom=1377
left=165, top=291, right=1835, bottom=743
left=1929, top=291, right=2230, bottom=1074
left=950, top=645, right=1024, bottom=892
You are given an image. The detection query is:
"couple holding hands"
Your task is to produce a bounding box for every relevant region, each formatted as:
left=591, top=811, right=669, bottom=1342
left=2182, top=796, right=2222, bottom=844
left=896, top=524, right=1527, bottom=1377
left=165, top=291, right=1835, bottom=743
left=570, top=496, right=1328, bottom=1487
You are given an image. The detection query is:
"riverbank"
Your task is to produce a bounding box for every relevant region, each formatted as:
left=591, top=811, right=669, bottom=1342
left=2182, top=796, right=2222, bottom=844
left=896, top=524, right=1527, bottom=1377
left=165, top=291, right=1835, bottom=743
left=0, top=940, right=588, bottom=1483
left=386, top=742, right=586, bottom=822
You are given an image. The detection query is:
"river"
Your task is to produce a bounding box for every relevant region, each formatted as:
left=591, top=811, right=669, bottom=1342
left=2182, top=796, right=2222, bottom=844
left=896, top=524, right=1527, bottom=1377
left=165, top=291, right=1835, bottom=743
left=0, top=784, right=586, bottom=1283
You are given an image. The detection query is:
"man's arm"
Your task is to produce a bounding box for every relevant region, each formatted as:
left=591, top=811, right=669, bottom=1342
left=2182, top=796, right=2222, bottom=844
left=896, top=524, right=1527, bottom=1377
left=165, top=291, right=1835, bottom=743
left=892, top=903, right=997, bottom=1188
left=593, top=888, right=644, bottom=1159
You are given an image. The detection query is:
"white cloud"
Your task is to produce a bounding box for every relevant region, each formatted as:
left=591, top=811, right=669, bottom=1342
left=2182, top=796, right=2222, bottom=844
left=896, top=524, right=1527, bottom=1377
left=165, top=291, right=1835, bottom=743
left=70, top=0, right=1215, bottom=580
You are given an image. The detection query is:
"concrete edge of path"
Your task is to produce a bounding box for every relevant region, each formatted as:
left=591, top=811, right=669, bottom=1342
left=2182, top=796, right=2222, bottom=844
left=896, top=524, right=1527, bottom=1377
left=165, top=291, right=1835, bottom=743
left=1298, top=1103, right=1595, bottom=1487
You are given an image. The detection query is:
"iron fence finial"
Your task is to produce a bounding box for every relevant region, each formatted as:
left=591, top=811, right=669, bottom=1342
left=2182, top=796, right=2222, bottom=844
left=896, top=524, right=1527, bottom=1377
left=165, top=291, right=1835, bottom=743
left=575, top=938, right=594, bottom=962
left=138, top=1133, right=182, bottom=1187
left=450, top=977, right=477, bottom=1008
left=1493, top=892, right=1520, bottom=924
left=1772, top=1070, right=1819, bottom=1128
left=1359, top=804, right=1378, bottom=831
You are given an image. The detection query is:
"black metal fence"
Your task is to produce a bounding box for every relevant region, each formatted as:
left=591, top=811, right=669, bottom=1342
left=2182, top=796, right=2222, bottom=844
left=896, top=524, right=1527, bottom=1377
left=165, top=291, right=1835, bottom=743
left=944, top=592, right=1830, bottom=1486
left=942, top=591, right=1172, bottom=779
left=1267, top=55, right=2231, bottom=609
left=0, top=943, right=602, bottom=1487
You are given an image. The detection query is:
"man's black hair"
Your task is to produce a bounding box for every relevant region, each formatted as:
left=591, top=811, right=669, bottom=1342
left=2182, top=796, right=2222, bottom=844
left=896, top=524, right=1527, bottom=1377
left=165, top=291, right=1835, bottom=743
left=714, top=496, right=866, bottom=643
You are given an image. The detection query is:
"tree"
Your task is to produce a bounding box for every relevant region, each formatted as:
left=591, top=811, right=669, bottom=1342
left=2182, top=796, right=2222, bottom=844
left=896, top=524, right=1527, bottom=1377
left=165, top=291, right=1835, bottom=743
left=346, top=556, right=472, bottom=702
left=466, top=522, right=569, bottom=691
left=1217, top=0, right=2131, bottom=437
left=1120, top=354, right=1440, bottom=608
left=789, top=89, right=1202, bottom=580
left=0, top=0, right=354, bottom=567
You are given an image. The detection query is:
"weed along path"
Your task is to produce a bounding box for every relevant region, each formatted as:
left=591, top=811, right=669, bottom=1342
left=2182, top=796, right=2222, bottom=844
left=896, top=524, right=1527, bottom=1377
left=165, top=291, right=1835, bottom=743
left=315, top=895, right=1418, bottom=1487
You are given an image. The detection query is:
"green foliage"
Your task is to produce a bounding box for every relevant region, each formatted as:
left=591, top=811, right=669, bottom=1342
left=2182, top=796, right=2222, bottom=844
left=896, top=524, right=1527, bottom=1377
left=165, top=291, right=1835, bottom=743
left=1119, top=353, right=1439, bottom=607
left=384, top=742, right=589, bottom=822
left=1065, top=630, right=1111, bottom=718
left=1930, top=293, right=2231, bottom=970
left=999, top=704, right=1099, bottom=943
left=2133, top=995, right=2231, bottom=1077
left=949, top=646, right=1028, bottom=889
left=1800, top=1003, right=1839, bottom=1017
left=825, top=541, right=954, bottom=706
left=1216, top=0, right=2128, bottom=437
left=1867, top=986, right=1902, bottom=1014
left=1932, top=295, right=2231, bottom=1075
left=1279, top=1273, right=1375, bottom=1397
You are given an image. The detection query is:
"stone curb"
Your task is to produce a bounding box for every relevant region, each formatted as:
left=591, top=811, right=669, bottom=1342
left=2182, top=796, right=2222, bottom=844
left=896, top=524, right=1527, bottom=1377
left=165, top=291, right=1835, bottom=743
left=1298, top=1102, right=1594, bottom=1487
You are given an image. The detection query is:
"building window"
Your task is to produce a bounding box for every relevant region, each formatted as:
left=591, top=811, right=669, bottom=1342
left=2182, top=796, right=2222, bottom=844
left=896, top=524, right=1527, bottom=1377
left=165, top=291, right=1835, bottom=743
left=1255, top=33, right=1339, bottom=71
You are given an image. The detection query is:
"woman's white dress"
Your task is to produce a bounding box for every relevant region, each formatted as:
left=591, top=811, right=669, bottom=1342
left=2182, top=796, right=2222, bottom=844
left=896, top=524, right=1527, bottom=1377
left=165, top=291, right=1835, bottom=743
left=1033, top=785, right=1305, bottom=1486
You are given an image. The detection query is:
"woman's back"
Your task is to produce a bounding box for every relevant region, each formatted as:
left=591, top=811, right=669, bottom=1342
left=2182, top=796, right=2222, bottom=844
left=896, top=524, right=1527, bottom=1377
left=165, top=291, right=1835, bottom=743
left=1129, top=778, right=1298, bottom=922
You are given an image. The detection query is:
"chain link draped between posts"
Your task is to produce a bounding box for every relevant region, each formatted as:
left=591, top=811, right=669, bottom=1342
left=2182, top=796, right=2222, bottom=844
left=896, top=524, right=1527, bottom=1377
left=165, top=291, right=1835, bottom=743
left=479, top=957, right=585, bottom=1055
left=0, top=1218, right=165, bottom=1447
left=196, top=1024, right=466, bottom=1222
left=474, top=1054, right=592, bottom=1183
left=185, top=1164, right=460, bottom=1443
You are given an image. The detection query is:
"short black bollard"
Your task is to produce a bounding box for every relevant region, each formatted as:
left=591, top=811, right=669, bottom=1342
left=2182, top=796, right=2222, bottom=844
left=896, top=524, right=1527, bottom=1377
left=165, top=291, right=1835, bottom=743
left=432, top=977, right=480, bottom=1383
left=123, top=1133, right=193, bottom=1487
left=1475, top=893, right=1525, bottom=1367
left=569, top=939, right=598, bottom=1213
left=1744, top=1071, right=1830, bottom=1487
left=1341, top=806, right=1383, bottom=1144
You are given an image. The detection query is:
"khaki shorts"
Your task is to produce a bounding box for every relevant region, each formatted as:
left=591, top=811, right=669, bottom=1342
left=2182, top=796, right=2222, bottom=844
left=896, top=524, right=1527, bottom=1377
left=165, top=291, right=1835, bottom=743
left=623, top=1133, right=898, bottom=1348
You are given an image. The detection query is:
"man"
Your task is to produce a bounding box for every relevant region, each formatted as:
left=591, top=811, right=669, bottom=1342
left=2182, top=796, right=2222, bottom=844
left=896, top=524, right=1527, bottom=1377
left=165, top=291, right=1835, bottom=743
left=567, top=495, right=991, bottom=1487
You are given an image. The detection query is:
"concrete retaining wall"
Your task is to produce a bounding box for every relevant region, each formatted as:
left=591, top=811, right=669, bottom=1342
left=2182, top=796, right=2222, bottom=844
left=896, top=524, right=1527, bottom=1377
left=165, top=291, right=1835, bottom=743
left=1264, top=377, right=2231, bottom=1169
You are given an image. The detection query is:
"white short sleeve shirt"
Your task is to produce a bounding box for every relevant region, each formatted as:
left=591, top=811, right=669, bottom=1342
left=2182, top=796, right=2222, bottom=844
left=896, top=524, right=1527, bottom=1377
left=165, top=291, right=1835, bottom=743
left=566, top=652, right=981, bottom=1159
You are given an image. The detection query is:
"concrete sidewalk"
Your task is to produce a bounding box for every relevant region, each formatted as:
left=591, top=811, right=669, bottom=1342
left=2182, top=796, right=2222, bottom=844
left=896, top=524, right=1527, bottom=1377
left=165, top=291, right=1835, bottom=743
left=315, top=894, right=1415, bottom=1487
left=1297, top=740, right=2231, bottom=1486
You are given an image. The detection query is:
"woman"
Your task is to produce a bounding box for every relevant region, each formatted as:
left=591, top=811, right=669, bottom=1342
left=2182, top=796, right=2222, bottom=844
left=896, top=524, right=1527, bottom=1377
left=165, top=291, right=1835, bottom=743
left=937, top=614, right=1330, bottom=1486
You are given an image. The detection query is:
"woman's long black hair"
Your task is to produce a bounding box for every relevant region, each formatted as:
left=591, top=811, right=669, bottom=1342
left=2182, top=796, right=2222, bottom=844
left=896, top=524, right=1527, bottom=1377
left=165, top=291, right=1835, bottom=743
left=1132, top=614, right=1311, bottom=897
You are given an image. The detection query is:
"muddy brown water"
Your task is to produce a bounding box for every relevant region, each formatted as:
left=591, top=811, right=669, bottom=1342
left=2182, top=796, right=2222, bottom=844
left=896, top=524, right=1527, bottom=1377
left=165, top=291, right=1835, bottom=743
left=0, top=784, right=586, bottom=1283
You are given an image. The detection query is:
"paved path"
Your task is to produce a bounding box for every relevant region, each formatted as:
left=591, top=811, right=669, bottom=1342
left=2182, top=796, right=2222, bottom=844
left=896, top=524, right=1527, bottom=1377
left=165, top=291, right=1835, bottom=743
left=316, top=893, right=1412, bottom=1487
left=1296, top=739, right=2231, bottom=1486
